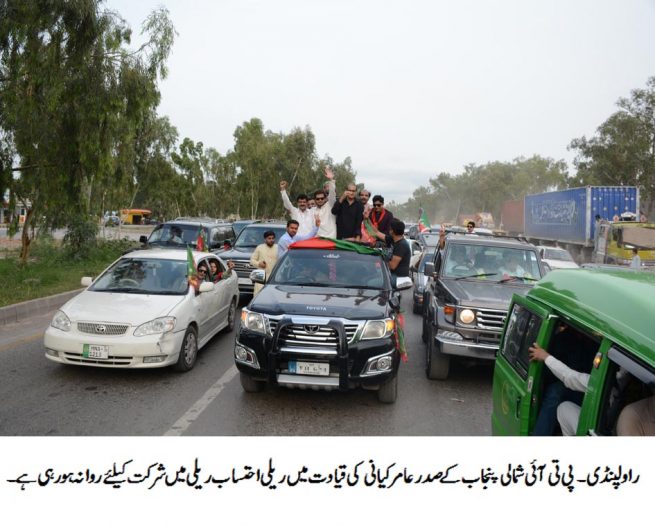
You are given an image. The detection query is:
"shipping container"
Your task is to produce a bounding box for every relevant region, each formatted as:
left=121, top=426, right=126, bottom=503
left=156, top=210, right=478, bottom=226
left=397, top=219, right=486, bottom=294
left=500, top=200, right=524, bottom=234
left=524, top=186, right=639, bottom=246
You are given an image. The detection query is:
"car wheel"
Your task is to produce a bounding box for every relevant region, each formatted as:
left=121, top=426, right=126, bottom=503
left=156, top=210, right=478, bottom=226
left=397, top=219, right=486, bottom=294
left=174, top=326, right=198, bottom=372
left=239, top=371, right=265, bottom=393
left=377, top=374, right=398, bottom=404
left=224, top=299, right=237, bottom=332
left=426, top=324, right=450, bottom=380
left=412, top=302, right=421, bottom=315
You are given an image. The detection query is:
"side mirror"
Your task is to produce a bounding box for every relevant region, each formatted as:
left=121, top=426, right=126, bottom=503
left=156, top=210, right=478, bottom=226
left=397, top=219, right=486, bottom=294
left=223, top=240, right=232, bottom=249
left=249, top=269, right=266, bottom=284
left=389, top=294, right=400, bottom=310
left=198, top=281, right=215, bottom=293
left=424, top=262, right=435, bottom=276
left=81, top=276, right=93, bottom=287
left=542, top=262, right=551, bottom=274
left=139, top=235, right=148, bottom=244
left=395, top=276, right=413, bottom=290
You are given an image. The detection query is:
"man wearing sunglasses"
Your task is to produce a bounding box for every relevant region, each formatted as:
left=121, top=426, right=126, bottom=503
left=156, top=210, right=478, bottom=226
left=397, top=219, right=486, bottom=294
left=370, top=195, right=393, bottom=236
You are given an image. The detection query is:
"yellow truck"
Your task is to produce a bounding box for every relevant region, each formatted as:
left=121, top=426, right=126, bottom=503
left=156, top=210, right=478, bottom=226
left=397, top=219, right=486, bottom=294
left=593, top=220, right=655, bottom=267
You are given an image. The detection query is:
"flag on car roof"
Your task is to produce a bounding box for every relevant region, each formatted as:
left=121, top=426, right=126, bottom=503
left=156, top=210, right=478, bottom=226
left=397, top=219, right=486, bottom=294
left=418, top=208, right=431, bottom=233
left=186, top=245, right=196, bottom=276
left=290, top=237, right=381, bottom=255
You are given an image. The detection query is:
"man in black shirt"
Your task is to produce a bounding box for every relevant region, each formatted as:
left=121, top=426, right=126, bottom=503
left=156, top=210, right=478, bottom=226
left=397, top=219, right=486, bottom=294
left=331, top=182, right=364, bottom=240
left=372, top=218, right=410, bottom=285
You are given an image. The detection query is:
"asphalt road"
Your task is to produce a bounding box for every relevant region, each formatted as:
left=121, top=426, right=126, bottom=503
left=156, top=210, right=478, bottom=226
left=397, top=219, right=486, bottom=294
left=0, top=291, right=493, bottom=436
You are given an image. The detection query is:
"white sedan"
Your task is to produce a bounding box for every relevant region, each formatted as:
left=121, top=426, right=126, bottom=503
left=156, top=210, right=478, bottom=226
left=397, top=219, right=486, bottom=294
left=44, top=249, right=239, bottom=371
left=537, top=245, right=580, bottom=270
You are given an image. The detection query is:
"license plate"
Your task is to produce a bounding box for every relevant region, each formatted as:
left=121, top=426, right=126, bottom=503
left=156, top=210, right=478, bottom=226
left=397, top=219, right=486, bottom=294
left=238, top=277, right=251, bottom=285
left=83, top=344, right=109, bottom=359
left=288, top=361, right=329, bottom=376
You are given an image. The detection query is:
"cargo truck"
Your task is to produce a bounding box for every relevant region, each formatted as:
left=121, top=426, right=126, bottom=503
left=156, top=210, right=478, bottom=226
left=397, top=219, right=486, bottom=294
left=507, top=186, right=655, bottom=266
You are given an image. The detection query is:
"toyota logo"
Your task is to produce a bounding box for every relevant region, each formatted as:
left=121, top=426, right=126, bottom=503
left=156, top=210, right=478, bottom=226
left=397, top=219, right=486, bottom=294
left=96, top=325, right=107, bottom=334
left=304, top=325, right=319, bottom=334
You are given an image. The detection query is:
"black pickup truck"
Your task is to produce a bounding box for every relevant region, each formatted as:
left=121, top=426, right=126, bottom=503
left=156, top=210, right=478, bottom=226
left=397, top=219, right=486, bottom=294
left=234, top=238, right=409, bottom=403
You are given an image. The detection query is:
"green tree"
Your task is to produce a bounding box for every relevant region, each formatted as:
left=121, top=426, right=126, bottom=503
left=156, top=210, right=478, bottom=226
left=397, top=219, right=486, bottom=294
left=0, top=0, right=175, bottom=262
left=570, top=76, right=655, bottom=217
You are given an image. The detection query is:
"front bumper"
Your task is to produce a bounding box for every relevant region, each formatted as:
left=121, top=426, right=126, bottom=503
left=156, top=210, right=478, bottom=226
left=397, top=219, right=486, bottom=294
left=44, top=326, right=186, bottom=368
left=235, top=317, right=398, bottom=390
left=435, top=330, right=498, bottom=360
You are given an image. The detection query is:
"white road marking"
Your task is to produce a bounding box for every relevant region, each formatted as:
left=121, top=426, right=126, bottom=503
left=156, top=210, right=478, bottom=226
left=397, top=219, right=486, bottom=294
left=164, top=365, right=239, bottom=436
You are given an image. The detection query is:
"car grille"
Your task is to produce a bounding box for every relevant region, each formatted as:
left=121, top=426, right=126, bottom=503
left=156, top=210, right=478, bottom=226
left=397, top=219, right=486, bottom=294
left=77, top=322, right=129, bottom=336
left=63, top=352, right=133, bottom=366
left=269, top=319, right=360, bottom=344
left=475, top=309, right=506, bottom=331
left=232, top=260, right=255, bottom=278
left=280, top=324, right=339, bottom=348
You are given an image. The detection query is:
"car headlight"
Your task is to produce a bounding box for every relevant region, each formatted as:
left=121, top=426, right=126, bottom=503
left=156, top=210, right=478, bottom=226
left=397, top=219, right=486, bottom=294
left=459, top=308, right=476, bottom=324
left=362, top=319, right=395, bottom=339
left=134, top=317, right=176, bottom=337
left=51, top=310, right=71, bottom=332
left=240, top=310, right=267, bottom=335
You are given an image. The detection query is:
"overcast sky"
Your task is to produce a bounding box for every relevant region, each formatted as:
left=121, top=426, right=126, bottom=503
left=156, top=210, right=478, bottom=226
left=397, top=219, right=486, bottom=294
left=106, top=0, right=655, bottom=203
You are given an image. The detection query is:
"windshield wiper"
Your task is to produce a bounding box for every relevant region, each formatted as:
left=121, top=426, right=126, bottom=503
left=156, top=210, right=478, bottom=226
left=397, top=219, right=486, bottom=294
left=97, top=287, right=142, bottom=293
left=454, top=272, right=498, bottom=281
left=235, top=244, right=257, bottom=248
left=499, top=275, right=538, bottom=283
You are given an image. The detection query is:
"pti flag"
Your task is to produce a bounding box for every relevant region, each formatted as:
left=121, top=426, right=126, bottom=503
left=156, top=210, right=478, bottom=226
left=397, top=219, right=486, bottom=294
left=186, top=245, right=196, bottom=276
left=196, top=228, right=208, bottom=252
left=418, top=208, right=431, bottom=232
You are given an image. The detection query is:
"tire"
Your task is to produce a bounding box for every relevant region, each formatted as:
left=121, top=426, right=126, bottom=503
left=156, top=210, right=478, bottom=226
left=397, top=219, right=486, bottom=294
left=174, top=326, right=198, bottom=372
left=426, top=325, right=450, bottom=380
left=412, top=302, right=421, bottom=315
left=377, top=374, right=398, bottom=404
left=224, top=299, right=237, bottom=332
left=240, top=371, right=265, bottom=393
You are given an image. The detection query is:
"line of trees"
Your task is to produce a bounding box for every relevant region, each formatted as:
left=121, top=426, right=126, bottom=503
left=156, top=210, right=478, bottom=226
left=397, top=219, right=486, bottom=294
left=389, top=77, right=655, bottom=227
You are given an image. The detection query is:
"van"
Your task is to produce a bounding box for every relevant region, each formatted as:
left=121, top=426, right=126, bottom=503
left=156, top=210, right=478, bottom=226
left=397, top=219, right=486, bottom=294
left=492, top=268, right=655, bottom=436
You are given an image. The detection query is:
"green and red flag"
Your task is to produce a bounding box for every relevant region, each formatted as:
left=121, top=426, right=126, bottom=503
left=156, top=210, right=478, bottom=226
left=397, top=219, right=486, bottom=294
left=291, top=237, right=382, bottom=255
left=393, top=313, right=408, bottom=363
left=418, top=207, right=431, bottom=233
left=196, top=228, right=208, bottom=252
left=186, top=245, right=196, bottom=277
left=361, top=218, right=377, bottom=245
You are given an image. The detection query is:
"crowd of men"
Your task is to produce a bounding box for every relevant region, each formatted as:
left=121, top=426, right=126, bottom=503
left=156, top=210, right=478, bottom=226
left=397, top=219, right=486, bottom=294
left=249, top=167, right=411, bottom=294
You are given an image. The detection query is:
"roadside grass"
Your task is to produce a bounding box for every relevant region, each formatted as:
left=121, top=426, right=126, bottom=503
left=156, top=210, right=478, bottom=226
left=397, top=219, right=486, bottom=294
left=0, top=237, right=138, bottom=307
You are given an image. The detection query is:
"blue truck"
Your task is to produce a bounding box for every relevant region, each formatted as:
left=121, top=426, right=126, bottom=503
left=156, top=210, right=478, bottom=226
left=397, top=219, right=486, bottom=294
left=522, top=186, right=655, bottom=264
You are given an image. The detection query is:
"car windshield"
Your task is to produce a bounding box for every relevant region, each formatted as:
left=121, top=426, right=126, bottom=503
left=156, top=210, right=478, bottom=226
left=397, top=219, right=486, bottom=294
left=443, top=244, right=541, bottom=280
left=148, top=224, right=203, bottom=247
left=233, top=221, right=254, bottom=237
left=419, top=233, right=441, bottom=247
left=419, top=250, right=436, bottom=271
left=544, top=248, right=574, bottom=261
left=89, top=258, right=189, bottom=295
left=270, top=249, right=389, bottom=289
left=234, top=226, right=286, bottom=248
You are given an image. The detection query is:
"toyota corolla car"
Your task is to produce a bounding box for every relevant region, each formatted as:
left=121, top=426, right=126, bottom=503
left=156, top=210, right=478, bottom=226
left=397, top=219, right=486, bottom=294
left=44, top=249, right=239, bottom=371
